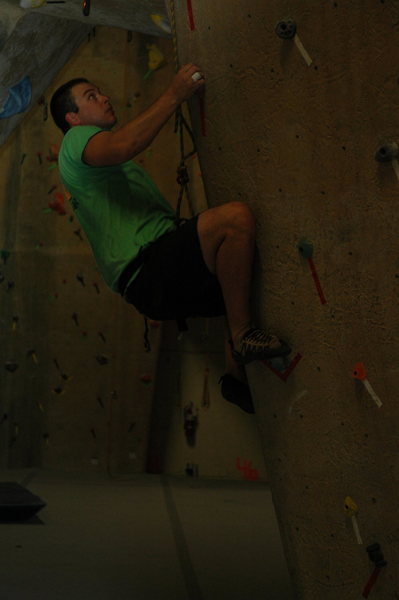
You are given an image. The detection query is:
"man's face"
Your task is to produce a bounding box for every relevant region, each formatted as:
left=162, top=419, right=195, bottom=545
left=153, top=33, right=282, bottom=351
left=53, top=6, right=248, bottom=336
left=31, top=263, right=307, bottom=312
left=67, top=82, right=117, bottom=129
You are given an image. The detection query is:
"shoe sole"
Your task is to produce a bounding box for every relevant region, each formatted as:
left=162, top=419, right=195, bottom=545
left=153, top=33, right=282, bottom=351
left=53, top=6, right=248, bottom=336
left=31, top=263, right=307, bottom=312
left=232, top=341, right=292, bottom=365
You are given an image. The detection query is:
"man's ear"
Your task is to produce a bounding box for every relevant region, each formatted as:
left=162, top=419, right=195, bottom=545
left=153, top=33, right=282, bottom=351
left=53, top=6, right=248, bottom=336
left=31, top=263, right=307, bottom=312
left=65, top=112, right=80, bottom=127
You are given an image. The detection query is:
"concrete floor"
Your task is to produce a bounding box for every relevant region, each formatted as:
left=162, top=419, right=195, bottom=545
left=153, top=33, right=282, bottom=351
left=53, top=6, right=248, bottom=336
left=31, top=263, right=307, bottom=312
left=0, top=470, right=295, bottom=600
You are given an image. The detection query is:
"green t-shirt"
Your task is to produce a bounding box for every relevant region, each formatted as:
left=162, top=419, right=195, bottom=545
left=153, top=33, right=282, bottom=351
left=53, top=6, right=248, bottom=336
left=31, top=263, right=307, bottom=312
left=58, top=125, right=176, bottom=291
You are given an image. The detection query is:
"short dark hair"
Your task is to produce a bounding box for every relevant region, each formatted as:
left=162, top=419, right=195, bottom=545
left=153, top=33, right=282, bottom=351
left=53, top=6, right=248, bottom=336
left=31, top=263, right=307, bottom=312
left=50, top=78, right=88, bottom=134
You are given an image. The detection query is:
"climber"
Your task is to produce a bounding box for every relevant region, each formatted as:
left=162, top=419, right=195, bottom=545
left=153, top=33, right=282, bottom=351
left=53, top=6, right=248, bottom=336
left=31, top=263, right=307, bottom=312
left=50, top=63, right=291, bottom=413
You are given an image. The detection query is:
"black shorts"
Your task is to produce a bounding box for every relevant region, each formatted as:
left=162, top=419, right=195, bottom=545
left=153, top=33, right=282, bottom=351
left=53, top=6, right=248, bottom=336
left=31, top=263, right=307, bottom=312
left=122, top=215, right=226, bottom=321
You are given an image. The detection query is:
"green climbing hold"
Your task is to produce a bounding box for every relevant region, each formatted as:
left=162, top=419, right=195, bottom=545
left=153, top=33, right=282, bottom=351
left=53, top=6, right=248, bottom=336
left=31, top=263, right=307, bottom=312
left=297, top=239, right=314, bottom=259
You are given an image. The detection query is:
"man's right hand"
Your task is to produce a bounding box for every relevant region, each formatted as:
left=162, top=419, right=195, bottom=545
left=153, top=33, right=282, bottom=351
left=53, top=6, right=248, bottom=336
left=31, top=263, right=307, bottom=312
left=168, top=64, right=205, bottom=103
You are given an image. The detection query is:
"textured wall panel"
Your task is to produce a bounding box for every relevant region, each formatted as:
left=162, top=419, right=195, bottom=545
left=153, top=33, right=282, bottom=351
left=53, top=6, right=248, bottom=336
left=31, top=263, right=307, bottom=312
left=170, top=0, right=399, bottom=597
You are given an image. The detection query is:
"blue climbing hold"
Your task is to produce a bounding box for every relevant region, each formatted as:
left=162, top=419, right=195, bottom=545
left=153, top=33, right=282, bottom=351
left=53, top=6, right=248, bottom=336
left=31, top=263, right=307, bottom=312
left=0, top=76, right=32, bottom=119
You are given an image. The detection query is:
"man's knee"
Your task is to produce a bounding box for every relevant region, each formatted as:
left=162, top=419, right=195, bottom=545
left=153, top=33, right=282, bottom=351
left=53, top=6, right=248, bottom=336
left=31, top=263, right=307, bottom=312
left=224, top=201, right=256, bottom=235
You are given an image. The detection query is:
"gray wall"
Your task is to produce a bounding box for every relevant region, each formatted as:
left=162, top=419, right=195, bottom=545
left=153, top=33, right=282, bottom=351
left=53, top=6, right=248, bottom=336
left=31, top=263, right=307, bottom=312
left=171, top=1, right=399, bottom=598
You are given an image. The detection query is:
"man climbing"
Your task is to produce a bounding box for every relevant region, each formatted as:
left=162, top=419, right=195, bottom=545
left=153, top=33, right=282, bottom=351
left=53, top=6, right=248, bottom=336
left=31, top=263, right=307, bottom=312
left=50, top=63, right=291, bottom=413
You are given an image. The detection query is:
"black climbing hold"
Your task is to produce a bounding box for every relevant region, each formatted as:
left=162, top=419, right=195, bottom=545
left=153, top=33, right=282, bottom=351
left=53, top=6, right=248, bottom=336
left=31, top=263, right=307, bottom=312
left=297, top=239, right=314, bottom=259
left=96, top=355, right=109, bottom=366
left=375, top=141, right=398, bottom=162
left=366, top=543, right=388, bottom=568
left=275, top=19, right=297, bottom=40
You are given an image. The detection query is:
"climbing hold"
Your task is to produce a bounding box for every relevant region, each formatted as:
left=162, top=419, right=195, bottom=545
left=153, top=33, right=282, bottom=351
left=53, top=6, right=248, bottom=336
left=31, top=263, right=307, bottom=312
left=48, top=192, right=66, bottom=215
left=183, top=403, right=198, bottom=446
left=185, top=463, right=199, bottom=477
left=352, top=362, right=366, bottom=380
left=76, top=274, right=85, bottom=287
left=275, top=19, right=297, bottom=39
left=0, top=76, right=32, bottom=119
left=150, top=14, right=171, bottom=34
left=375, top=141, right=398, bottom=162
left=5, top=361, right=18, bottom=373
left=362, top=543, right=387, bottom=598
left=27, top=349, right=38, bottom=364
left=96, top=354, right=109, bottom=366
left=375, top=141, right=399, bottom=180
left=352, top=362, right=382, bottom=408
left=297, top=239, right=314, bottom=259
left=275, top=19, right=312, bottom=66
left=1, top=250, right=10, bottom=264
left=344, top=496, right=363, bottom=544
left=46, top=144, right=59, bottom=163
left=236, top=457, right=259, bottom=481
left=145, top=44, right=166, bottom=79
left=140, top=373, right=152, bottom=384
left=37, top=97, right=48, bottom=121
left=298, top=240, right=327, bottom=304
left=366, top=543, right=387, bottom=568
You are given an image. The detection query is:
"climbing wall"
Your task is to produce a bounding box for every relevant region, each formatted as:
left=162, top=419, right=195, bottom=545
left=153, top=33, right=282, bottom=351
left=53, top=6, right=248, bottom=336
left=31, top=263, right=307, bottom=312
left=0, top=21, right=267, bottom=483
left=0, top=28, right=181, bottom=475
left=170, top=1, right=399, bottom=598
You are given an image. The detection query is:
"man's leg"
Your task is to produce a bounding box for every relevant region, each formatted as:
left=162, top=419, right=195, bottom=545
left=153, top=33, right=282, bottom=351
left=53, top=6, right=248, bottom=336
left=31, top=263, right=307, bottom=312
left=197, top=202, right=255, bottom=346
left=197, top=201, right=290, bottom=365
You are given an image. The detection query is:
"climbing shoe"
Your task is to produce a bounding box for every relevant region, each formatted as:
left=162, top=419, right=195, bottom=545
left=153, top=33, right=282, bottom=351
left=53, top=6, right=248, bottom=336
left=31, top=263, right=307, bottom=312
left=232, top=328, right=291, bottom=365
left=219, top=374, right=254, bottom=414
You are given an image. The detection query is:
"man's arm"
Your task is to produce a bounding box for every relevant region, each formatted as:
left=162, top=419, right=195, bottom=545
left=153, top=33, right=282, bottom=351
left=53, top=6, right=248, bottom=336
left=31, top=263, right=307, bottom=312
left=83, top=63, right=204, bottom=167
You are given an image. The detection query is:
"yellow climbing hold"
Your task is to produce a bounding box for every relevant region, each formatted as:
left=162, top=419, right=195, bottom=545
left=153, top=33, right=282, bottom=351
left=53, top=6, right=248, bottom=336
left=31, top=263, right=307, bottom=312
left=150, top=14, right=171, bottom=34
left=344, top=496, right=358, bottom=517
left=147, top=44, right=166, bottom=72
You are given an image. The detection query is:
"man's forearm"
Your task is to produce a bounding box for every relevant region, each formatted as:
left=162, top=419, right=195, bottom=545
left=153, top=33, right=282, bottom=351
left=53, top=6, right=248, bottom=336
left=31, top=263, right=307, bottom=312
left=83, top=64, right=204, bottom=167
left=111, top=88, right=180, bottom=162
